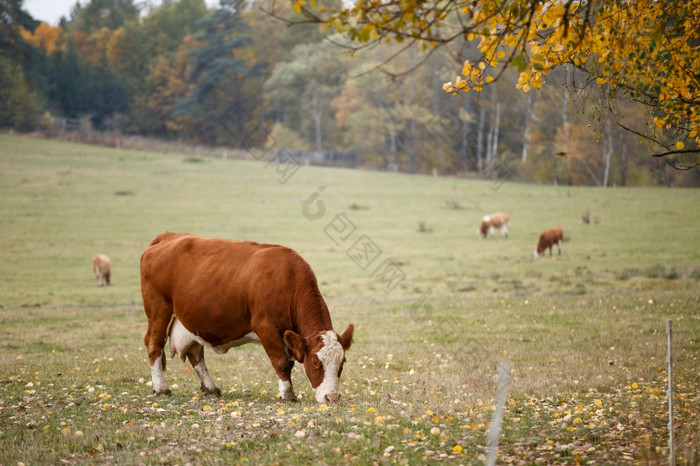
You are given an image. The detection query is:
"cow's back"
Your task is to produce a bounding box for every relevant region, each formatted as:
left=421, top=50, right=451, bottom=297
left=550, top=226, right=564, bottom=241
left=141, top=233, right=303, bottom=298
left=492, top=212, right=509, bottom=226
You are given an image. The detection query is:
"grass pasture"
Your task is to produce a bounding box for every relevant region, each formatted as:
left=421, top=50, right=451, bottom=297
left=0, top=133, right=698, bottom=465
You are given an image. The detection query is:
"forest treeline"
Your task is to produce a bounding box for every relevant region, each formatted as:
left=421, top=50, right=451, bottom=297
left=1, top=0, right=697, bottom=186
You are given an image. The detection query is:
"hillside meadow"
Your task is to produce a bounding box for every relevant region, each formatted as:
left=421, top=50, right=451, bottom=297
left=0, top=133, right=698, bottom=465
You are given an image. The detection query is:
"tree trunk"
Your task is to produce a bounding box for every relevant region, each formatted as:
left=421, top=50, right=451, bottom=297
left=460, top=99, right=471, bottom=172
left=477, top=101, right=486, bottom=173
left=430, top=65, right=444, bottom=175
left=558, top=65, right=573, bottom=185
left=486, top=86, right=501, bottom=177
left=490, top=102, right=501, bottom=163
left=407, top=75, right=417, bottom=174
left=582, top=158, right=602, bottom=186
left=312, top=87, right=322, bottom=151
left=620, top=141, right=627, bottom=186
left=408, top=118, right=416, bottom=173
left=486, top=122, right=493, bottom=172
left=521, top=92, right=535, bottom=163
left=602, top=129, right=613, bottom=187
left=562, top=64, right=571, bottom=127
left=387, top=117, right=397, bottom=170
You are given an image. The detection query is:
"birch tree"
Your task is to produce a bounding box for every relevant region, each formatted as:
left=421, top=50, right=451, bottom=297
left=296, top=0, right=699, bottom=167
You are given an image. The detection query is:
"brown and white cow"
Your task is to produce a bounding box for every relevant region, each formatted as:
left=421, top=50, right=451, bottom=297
left=92, top=254, right=112, bottom=286
left=478, top=212, right=510, bottom=239
left=140, top=232, right=354, bottom=403
left=534, top=226, right=564, bottom=258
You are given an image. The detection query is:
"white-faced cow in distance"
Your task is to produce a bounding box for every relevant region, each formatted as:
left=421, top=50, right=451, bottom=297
left=478, top=212, right=510, bottom=239
left=534, top=226, right=564, bottom=258
left=92, top=254, right=112, bottom=286
left=140, top=232, right=354, bottom=403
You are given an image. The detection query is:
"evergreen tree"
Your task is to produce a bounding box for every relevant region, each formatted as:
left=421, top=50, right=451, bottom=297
left=46, top=47, right=128, bottom=127
left=173, top=0, right=261, bottom=145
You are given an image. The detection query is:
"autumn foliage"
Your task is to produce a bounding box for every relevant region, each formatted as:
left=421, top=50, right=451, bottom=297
left=18, top=22, right=62, bottom=55
left=2, top=0, right=698, bottom=183
left=316, top=0, right=699, bottom=160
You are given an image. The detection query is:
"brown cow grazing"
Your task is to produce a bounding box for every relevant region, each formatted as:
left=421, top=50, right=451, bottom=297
left=478, top=212, right=510, bottom=239
left=534, top=226, right=564, bottom=258
left=92, top=254, right=112, bottom=286
left=140, top=232, right=354, bottom=403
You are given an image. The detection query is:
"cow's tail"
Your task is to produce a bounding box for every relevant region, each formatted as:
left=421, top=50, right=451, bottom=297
left=160, top=315, right=176, bottom=372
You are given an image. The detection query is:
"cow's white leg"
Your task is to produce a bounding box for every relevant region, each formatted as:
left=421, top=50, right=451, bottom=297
left=276, top=359, right=297, bottom=402
left=190, top=352, right=221, bottom=397
left=557, top=239, right=562, bottom=255
left=502, top=224, right=509, bottom=238
left=150, top=354, right=171, bottom=396
left=278, top=378, right=296, bottom=401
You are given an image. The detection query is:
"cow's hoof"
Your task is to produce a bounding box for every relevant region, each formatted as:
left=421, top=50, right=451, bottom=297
left=279, top=395, right=298, bottom=403
left=202, top=386, right=222, bottom=397
left=154, top=389, right=172, bottom=396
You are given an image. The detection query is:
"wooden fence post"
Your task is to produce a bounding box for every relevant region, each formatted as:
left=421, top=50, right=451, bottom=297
left=666, top=319, right=674, bottom=466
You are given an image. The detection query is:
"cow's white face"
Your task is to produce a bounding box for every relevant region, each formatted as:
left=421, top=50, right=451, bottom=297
left=284, top=324, right=354, bottom=403
left=311, top=331, right=346, bottom=403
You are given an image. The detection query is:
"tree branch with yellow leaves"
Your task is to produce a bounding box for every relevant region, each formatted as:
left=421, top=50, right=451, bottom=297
left=287, top=0, right=699, bottom=165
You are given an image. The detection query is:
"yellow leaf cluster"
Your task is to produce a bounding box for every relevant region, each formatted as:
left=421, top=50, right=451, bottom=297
left=18, top=23, right=64, bottom=55
left=293, top=0, right=307, bottom=15
left=443, top=0, right=700, bottom=147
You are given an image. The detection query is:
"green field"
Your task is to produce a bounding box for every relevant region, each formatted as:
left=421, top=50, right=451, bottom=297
left=1, top=133, right=698, bottom=464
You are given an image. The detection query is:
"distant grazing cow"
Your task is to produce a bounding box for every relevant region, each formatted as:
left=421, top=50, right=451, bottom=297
left=534, top=227, right=564, bottom=258
left=140, top=232, right=354, bottom=403
left=478, top=212, right=510, bottom=238
left=92, top=254, right=112, bottom=286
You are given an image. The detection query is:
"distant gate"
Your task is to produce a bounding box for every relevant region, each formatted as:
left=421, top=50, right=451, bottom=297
left=276, top=149, right=358, bottom=168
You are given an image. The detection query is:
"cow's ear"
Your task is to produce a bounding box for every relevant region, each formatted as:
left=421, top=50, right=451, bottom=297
left=339, top=324, right=354, bottom=351
left=283, top=330, right=306, bottom=362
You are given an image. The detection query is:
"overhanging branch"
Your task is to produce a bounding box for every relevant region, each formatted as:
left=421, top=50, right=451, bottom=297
left=651, top=149, right=700, bottom=158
